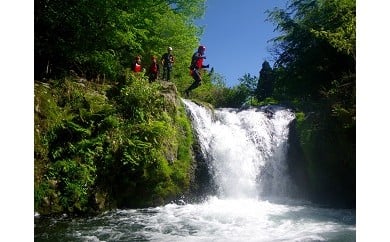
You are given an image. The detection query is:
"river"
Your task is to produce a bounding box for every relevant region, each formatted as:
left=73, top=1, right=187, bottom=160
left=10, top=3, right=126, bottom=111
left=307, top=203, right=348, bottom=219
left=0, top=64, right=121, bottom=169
left=35, top=99, right=355, bottom=241
left=35, top=197, right=355, bottom=241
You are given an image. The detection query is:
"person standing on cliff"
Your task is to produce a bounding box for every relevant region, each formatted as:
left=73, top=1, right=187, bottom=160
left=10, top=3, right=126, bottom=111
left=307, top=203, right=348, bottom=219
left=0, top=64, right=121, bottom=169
left=148, top=55, right=159, bottom=83
left=185, top=45, right=209, bottom=96
left=131, top=55, right=142, bottom=72
left=161, top=47, right=175, bottom=81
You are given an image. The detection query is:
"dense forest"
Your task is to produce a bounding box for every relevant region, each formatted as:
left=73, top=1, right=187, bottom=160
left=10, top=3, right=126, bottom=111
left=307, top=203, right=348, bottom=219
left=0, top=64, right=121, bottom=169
left=35, top=0, right=355, bottom=215
left=269, top=0, right=355, bottom=207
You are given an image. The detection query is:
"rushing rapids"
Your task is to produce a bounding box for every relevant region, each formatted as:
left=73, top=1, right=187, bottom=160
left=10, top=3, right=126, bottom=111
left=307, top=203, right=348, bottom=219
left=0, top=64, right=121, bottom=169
left=34, top=100, right=355, bottom=241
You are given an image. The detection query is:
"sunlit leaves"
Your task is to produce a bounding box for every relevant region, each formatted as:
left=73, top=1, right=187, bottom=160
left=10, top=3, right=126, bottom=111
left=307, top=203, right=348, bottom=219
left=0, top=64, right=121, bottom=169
left=267, top=0, right=355, bottom=104
left=265, top=0, right=356, bottom=206
left=306, top=0, right=356, bottom=58
left=35, top=0, right=205, bottom=80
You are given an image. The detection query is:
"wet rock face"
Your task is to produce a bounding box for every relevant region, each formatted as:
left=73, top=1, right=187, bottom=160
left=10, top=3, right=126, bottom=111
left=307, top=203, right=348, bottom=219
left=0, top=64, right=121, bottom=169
left=188, top=140, right=217, bottom=202
left=285, top=119, right=310, bottom=199
left=160, top=81, right=180, bottom=110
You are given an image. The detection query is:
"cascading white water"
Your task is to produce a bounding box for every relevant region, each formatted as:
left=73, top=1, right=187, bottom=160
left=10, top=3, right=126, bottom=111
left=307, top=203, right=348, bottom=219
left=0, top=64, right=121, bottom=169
left=182, top=99, right=296, bottom=199
left=35, top=99, right=356, bottom=241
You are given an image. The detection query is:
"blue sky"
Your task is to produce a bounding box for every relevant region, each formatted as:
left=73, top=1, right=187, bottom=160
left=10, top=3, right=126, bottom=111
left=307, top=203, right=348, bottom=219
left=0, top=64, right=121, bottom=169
left=196, top=0, right=288, bottom=87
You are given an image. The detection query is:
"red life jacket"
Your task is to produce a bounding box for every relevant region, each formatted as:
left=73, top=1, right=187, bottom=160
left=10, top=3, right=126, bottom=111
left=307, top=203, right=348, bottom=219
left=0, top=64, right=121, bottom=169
left=150, top=63, right=158, bottom=73
left=196, top=57, right=203, bottom=69
left=134, top=63, right=141, bottom=72
left=190, top=52, right=204, bottom=70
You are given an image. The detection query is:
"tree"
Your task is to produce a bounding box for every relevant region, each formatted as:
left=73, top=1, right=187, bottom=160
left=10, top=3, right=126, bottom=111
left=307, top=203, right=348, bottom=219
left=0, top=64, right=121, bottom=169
left=34, top=0, right=206, bottom=81
left=255, top=60, right=274, bottom=101
left=231, top=73, right=258, bottom=107
left=267, top=0, right=355, bottom=109
left=266, top=0, right=356, bottom=207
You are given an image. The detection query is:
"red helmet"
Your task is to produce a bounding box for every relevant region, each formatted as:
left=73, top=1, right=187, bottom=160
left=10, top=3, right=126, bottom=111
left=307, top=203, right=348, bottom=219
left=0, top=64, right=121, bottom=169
left=198, top=45, right=206, bottom=52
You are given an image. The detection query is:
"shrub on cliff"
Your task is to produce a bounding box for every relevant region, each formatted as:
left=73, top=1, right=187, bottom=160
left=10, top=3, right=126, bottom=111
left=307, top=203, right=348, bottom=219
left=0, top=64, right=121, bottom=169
left=34, top=74, right=193, bottom=215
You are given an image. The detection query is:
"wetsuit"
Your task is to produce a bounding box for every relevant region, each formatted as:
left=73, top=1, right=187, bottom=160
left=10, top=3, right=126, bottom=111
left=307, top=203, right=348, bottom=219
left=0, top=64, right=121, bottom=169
left=186, top=52, right=208, bottom=95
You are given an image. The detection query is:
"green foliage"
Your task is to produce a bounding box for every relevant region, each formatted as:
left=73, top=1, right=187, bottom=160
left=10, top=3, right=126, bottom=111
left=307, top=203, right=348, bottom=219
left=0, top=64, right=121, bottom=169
left=75, top=51, right=122, bottom=80
left=35, top=0, right=205, bottom=81
left=308, top=0, right=356, bottom=58
left=266, top=0, right=355, bottom=128
left=34, top=0, right=273, bottom=213
left=48, top=159, right=96, bottom=213
left=171, top=104, right=193, bottom=188
left=35, top=83, right=66, bottom=180
left=295, top=110, right=355, bottom=207
left=255, top=61, right=275, bottom=101
left=188, top=71, right=264, bottom=108
left=268, top=0, right=355, bottom=103
left=254, top=97, right=280, bottom=107
left=116, top=74, right=167, bottom=121
left=264, top=0, right=356, bottom=207
left=35, top=77, right=195, bottom=214
left=183, top=70, right=220, bottom=104
left=34, top=0, right=357, bottom=212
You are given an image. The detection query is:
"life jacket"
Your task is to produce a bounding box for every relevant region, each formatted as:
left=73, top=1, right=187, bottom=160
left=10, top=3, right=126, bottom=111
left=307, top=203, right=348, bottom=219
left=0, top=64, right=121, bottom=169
left=150, top=63, right=158, bottom=73
left=190, top=52, right=203, bottom=70
left=196, top=57, right=203, bottom=69
left=134, top=63, right=141, bottom=72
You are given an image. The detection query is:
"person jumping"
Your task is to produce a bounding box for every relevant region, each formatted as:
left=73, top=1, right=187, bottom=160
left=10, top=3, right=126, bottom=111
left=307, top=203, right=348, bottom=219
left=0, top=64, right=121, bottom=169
left=185, top=45, right=209, bottom=96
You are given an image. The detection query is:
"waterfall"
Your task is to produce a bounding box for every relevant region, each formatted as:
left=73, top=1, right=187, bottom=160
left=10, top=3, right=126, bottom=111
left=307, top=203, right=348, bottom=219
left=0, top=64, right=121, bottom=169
left=182, top=99, right=296, bottom=200
left=35, top=100, right=356, bottom=241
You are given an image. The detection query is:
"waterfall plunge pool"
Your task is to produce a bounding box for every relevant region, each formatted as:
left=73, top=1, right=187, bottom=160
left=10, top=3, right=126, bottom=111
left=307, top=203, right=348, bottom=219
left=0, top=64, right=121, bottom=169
left=35, top=197, right=355, bottom=241
left=35, top=100, right=356, bottom=241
